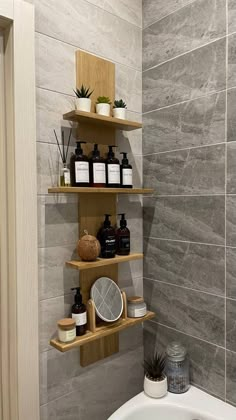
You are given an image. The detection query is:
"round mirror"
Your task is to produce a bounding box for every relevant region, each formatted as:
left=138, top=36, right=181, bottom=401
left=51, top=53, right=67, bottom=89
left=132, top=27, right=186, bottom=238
left=91, top=277, right=123, bottom=322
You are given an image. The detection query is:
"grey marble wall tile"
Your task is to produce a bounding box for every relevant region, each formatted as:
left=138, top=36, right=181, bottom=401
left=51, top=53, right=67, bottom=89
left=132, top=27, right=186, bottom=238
left=226, top=195, right=236, bottom=246
left=143, top=39, right=226, bottom=112
left=143, top=92, right=226, bottom=154
left=144, top=238, right=225, bottom=296
left=226, top=350, right=236, bottom=404
left=119, top=276, right=143, bottom=298
left=227, top=142, right=236, bottom=193
left=119, top=259, right=143, bottom=286
left=39, top=294, right=73, bottom=352
left=144, top=144, right=225, bottom=195
left=35, top=33, right=76, bottom=95
left=143, top=196, right=225, bottom=245
left=38, top=195, right=78, bottom=248
left=38, top=246, right=78, bottom=300
left=40, top=346, right=143, bottom=420
left=228, top=0, right=236, bottom=34
left=142, top=0, right=193, bottom=29
left=116, top=116, right=142, bottom=156
left=144, top=322, right=226, bottom=398
left=228, top=34, right=236, bottom=89
left=226, top=248, right=236, bottom=299
left=227, top=298, right=236, bottom=352
left=227, top=88, right=236, bottom=142
left=85, top=0, right=142, bottom=27
left=33, top=0, right=141, bottom=70
left=143, top=0, right=226, bottom=70
left=116, top=65, right=142, bottom=113
left=144, top=278, right=225, bottom=345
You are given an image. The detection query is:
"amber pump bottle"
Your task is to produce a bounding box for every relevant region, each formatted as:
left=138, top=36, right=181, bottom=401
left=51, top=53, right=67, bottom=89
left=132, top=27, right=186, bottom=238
left=71, top=287, right=87, bottom=336
left=106, top=145, right=120, bottom=188
left=116, top=213, right=130, bottom=255
left=97, top=214, right=116, bottom=258
left=89, top=144, right=106, bottom=187
left=120, top=152, right=133, bottom=188
left=70, top=141, right=89, bottom=187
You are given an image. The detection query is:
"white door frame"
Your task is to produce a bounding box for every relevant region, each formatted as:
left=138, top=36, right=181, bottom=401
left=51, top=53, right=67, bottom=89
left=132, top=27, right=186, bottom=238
left=0, top=1, right=39, bottom=420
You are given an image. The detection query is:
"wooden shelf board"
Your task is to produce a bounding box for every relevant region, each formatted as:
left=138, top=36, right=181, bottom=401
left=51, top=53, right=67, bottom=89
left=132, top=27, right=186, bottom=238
left=50, top=311, right=155, bottom=352
left=66, top=253, right=143, bottom=271
left=63, top=110, right=142, bottom=131
left=48, top=187, right=153, bottom=194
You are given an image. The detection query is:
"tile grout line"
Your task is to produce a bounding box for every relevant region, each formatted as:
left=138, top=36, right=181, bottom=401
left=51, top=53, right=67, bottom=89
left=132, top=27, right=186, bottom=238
left=143, top=235, right=236, bottom=250
left=225, top=0, right=229, bottom=401
left=143, top=141, right=227, bottom=157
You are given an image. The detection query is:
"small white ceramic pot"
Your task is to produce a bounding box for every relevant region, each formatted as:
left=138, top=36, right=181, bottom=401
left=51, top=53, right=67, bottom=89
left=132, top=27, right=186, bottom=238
left=96, top=103, right=110, bottom=116
left=75, top=98, right=91, bottom=112
left=113, top=108, right=126, bottom=120
left=144, top=375, right=168, bottom=399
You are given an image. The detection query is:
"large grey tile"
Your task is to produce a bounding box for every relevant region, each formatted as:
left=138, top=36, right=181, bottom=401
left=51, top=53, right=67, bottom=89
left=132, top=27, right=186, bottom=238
left=226, top=195, right=236, bottom=247
left=40, top=346, right=143, bottom=420
left=143, top=92, right=226, bottom=154
left=144, top=322, right=226, bottom=399
left=144, top=238, right=225, bottom=296
left=116, top=112, right=142, bottom=156
left=33, top=0, right=141, bottom=70
left=228, top=0, right=236, bottom=34
left=143, top=0, right=226, bottom=70
left=227, top=298, right=236, bottom=352
left=227, top=88, right=236, bottom=142
left=226, top=248, right=236, bottom=299
left=227, top=142, right=236, bottom=193
left=228, top=34, right=236, bottom=89
left=143, top=39, right=226, bottom=111
left=144, top=144, right=225, bottom=195
left=143, top=196, right=225, bottom=245
left=142, top=0, right=193, bottom=29
left=226, top=350, right=236, bottom=404
left=38, top=195, right=78, bottom=248
left=144, top=278, right=225, bottom=345
left=119, top=259, right=143, bottom=287
left=115, top=65, right=142, bottom=113
left=38, top=245, right=78, bottom=300
left=86, top=0, right=142, bottom=27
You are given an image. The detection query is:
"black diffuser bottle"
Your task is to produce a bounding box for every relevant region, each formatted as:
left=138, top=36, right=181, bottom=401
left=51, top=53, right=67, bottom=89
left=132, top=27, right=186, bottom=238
left=71, top=287, right=87, bottom=336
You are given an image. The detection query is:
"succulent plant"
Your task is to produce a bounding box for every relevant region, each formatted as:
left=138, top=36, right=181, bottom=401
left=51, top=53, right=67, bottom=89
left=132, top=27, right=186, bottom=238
left=96, top=96, right=111, bottom=104
left=74, top=84, right=94, bottom=98
left=143, top=352, right=166, bottom=382
left=113, top=99, right=127, bottom=109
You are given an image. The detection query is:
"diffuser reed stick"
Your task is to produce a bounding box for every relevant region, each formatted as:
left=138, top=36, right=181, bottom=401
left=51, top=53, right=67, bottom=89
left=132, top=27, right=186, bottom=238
left=53, top=128, right=72, bottom=164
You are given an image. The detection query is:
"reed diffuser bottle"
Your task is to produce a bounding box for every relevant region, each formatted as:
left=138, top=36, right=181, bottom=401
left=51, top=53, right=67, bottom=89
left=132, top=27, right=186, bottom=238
left=54, top=128, right=72, bottom=187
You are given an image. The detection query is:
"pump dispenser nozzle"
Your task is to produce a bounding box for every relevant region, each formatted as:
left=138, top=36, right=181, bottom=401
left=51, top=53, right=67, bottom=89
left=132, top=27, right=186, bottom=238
left=120, top=152, right=128, bottom=165
left=92, top=143, right=100, bottom=157
left=104, top=214, right=111, bottom=227
left=71, top=287, right=82, bottom=304
left=75, top=141, right=86, bottom=154
left=118, top=213, right=127, bottom=228
left=108, top=145, right=116, bottom=158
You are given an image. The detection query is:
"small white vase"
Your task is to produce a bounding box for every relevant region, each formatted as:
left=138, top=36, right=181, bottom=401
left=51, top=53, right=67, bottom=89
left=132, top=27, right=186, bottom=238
left=144, top=375, right=168, bottom=399
left=96, top=103, right=110, bottom=116
left=113, top=108, right=126, bottom=120
left=75, top=98, right=91, bottom=112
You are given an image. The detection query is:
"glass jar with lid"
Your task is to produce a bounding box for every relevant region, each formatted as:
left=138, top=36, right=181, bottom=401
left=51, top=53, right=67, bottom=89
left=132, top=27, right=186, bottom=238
left=165, top=342, right=190, bottom=394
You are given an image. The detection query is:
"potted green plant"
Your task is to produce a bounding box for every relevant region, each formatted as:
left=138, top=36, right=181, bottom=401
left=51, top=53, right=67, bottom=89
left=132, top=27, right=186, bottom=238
left=113, top=99, right=127, bottom=120
left=96, top=96, right=111, bottom=116
left=74, top=85, right=93, bottom=112
left=143, top=352, right=167, bottom=398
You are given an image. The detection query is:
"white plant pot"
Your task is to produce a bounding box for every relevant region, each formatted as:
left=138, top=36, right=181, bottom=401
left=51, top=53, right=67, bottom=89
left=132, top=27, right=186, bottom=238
left=144, top=375, right=168, bottom=399
left=75, top=97, right=91, bottom=112
left=113, top=108, right=126, bottom=120
left=96, top=103, right=110, bottom=116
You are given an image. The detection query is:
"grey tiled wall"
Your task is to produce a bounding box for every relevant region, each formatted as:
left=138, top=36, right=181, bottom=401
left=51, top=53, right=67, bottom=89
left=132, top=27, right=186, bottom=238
left=143, top=0, right=236, bottom=405
left=29, top=0, right=143, bottom=418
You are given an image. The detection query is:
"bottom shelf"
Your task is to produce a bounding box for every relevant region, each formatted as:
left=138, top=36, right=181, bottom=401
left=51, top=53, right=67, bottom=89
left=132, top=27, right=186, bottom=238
left=50, top=311, right=155, bottom=352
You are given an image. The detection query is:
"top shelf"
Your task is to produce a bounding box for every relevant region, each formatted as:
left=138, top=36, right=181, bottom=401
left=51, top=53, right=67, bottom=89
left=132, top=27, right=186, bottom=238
left=63, top=110, right=142, bottom=131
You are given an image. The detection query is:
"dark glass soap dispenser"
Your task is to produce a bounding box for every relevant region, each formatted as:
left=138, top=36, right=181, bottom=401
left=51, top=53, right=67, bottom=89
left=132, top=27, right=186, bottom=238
left=89, top=144, right=106, bottom=187
left=70, top=141, right=90, bottom=187
left=97, top=214, right=116, bottom=258
left=116, top=213, right=130, bottom=255
left=106, top=145, right=120, bottom=188
left=120, top=152, right=133, bottom=188
left=71, top=287, right=87, bottom=336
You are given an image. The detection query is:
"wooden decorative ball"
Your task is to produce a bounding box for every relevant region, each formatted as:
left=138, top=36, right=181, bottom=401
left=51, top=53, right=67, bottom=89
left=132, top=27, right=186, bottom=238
left=77, top=230, right=101, bottom=261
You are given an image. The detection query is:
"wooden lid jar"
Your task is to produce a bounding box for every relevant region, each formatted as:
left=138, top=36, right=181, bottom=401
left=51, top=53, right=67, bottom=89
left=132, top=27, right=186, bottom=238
left=57, top=318, right=76, bottom=343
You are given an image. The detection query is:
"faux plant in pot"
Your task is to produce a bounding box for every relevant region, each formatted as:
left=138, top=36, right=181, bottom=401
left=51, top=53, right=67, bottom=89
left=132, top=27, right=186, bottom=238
left=74, top=85, right=93, bottom=112
left=113, top=99, right=127, bottom=120
left=143, top=352, right=167, bottom=398
left=96, top=96, right=111, bottom=116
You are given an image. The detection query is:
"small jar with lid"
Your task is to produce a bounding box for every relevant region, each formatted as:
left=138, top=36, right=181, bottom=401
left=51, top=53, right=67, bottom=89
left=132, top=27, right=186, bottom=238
left=165, top=342, right=190, bottom=394
left=57, top=318, right=76, bottom=343
left=127, top=296, right=147, bottom=318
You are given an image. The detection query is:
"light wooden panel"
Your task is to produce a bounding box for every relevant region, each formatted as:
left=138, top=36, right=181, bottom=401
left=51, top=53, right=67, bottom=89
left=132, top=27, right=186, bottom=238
left=63, top=110, right=142, bottom=130
left=66, top=253, right=143, bottom=271
left=48, top=187, right=154, bottom=194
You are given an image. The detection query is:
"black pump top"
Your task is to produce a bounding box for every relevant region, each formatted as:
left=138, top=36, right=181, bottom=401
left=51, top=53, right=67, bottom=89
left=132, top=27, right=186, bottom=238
left=92, top=144, right=100, bottom=157
left=120, top=152, right=129, bottom=165
left=103, top=214, right=111, bottom=228
left=107, top=145, right=116, bottom=158
left=71, top=287, right=82, bottom=304
left=75, top=141, right=86, bottom=154
left=118, top=213, right=127, bottom=228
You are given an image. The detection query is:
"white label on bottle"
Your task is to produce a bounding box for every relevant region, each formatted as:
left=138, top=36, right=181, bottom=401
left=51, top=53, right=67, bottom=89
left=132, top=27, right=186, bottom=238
left=93, top=162, right=106, bottom=184
left=122, top=168, right=132, bottom=186
left=75, top=161, right=89, bottom=183
left=72, top=312, right=87, bottom=326
left=108, top=164, right=120, bottom=184
left=64, top=171, right=70, bottom=185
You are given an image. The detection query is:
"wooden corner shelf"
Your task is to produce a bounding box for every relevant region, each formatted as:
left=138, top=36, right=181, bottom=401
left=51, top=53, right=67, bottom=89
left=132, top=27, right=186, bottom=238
left=63, top=110, right=142, bottom=131
left=50, top=311, right=155, bottom=353
left=48, top=187, right=153, bottom=194
left=66, top=253, right=143, bottom=271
